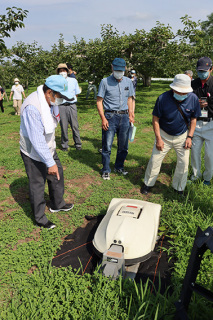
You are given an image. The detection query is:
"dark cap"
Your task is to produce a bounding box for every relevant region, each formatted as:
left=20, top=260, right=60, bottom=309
left=197, top=57, right=212, bottom=71
left=112, top=58, right=126, bottom=71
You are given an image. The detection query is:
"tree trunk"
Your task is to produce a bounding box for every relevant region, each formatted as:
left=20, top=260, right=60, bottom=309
left=143, top=75, right=151, bottom=87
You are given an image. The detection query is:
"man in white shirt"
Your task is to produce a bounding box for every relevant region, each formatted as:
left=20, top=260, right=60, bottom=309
left=56, top=63, right=82, bottom=151
left=9, top=78, right=26, bottom=115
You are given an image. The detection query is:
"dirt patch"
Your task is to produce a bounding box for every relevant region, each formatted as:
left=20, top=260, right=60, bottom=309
left=13, top=228, right=41, bottom=251
left=66, top=175, right=102, bottom=204
left=27, top=265, right=38, bottom=275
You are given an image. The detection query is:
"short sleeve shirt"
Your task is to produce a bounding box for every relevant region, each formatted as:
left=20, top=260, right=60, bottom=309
left=153, top=90, right=201, bottom=136
left=97, top=75, right=134, bottom=111
left=61, top=77, right=81, bottom=104
left=11, top=84, right=24, bottom=100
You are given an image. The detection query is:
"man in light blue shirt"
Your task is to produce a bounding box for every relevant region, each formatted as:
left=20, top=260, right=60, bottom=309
left=97, top=58, right=134, bottom=180
left=57, top=63, right=82, bottom=151
left=20, top=75, right=74, bottom=229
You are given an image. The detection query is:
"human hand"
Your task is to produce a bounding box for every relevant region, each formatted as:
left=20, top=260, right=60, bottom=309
left=156, top=137, right=164, bottom=151
left=129, top=113, right=135, bottom=124
left=102, top=117, right=109, bottom=131
left=183, top=137, right=192, bottom=149
left=199, top=99, right=208, bottom=109
left=48, top=164, right=60, bottom=180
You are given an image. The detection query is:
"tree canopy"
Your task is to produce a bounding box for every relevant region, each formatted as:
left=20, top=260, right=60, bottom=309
left=0, top=7, right=28, bottom=54
left=1, top=10, right=213, bottom=88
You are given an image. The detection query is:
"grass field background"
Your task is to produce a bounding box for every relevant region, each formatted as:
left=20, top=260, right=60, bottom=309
left=0, top=81, right=213, bottom=319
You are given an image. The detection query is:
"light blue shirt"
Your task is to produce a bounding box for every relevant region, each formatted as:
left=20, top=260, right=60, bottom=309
left=61, top=77, right=81, bottom=104
left=97, top=75, right=134, bottom=111
left=20, top=105, right=56, bottom=167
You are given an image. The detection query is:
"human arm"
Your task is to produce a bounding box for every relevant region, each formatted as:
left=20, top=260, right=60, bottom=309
left=22, top=106, right=60, bottom=179
left=183, top=118, right=197, bottom=149
left=97, top=96, right=109, bottom=131
left=9, top=91, right=13, bottom=100
left=152, top=115, right=164, bottom=151
left=127, top=96, right=135, bottom=123
left=22, top=91, right=26, bottom=99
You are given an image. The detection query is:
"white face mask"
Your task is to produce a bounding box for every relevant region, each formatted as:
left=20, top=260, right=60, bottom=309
left=51, top=97, right=64, bottom=106
left=59, top=72, right=68, bottom=79
left=15, top=82, right=19, bottom=85
left=113, top=71, right=124, bottom=80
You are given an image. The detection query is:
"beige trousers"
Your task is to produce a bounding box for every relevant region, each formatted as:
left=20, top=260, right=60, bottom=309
left=144, top=129, right=189, bottom=191
left=13, top=99, right=22, bottom=115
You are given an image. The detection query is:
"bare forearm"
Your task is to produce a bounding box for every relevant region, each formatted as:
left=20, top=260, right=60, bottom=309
left=97, top=98, right=105, bottom=120
left=128, top=97, right=134, bottom=123
left=188, top=118, right=196, bottom=137
left=152, top=116, right=161, bottom=139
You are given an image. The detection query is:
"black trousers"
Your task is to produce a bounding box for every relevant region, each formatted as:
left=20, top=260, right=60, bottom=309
left=21, top=151, right=66, bottom=225
left=0, top=99, right=4, bottom=112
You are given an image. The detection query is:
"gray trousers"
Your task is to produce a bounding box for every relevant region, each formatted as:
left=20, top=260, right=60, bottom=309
left=21, top=151, right=66, bottom=225
left=59, top=103, right=81, bottom=149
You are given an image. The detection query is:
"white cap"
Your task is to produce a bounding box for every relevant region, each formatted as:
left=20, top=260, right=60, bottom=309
left=170, top=74, right=193, bottom=93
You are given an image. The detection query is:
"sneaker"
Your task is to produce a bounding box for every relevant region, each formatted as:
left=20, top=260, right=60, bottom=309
left=102, top=172, right=110, bottom=180
left=141, top=184, right=152, bottom=195
left=49, top=203, right=74, bottom=213
left=174, top=189, right=184, bottom=196
left=62, top=148, right=68, bottom=152
left=98, top=148, right=102, bottom=154
left=37, top=220, right=56, bottom=229
left=114, top=168, right=128, bottom=175
left=75, top=146, right=82, bottom=150
left=203, top=180, right=211, bottom=186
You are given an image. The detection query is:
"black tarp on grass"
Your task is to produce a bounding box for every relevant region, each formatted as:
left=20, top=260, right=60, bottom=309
left=52, top=216, right=174, bottom=293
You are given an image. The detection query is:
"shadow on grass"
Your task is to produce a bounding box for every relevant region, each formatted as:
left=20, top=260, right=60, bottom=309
left=9, top=177, right=50, bottom=224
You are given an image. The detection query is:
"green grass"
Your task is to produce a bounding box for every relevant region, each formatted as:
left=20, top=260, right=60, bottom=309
left=0, top=81, right=213, bottom=319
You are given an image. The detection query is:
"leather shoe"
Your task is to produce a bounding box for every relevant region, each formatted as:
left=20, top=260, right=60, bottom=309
left=141, top=184, right=152, bottom=195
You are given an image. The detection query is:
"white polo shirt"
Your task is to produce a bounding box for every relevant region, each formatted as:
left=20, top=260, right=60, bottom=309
left=11, top=84, right=24, bottom=100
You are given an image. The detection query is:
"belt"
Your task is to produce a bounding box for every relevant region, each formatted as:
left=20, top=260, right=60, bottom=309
left=61, top=102, right=76, bottom=106
left=105, top=110, right=128, bottom=114
left=197, top=117, right=213, bottom=122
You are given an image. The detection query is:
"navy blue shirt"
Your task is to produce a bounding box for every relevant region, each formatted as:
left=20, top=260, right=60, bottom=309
left=97, top=75, right=134, bottom=111
left=68, top=73, right=76, bottom=79
left=153, top=90, right=201, bottom=136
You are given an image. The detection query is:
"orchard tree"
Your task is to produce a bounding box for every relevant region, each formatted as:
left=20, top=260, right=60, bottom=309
left=0, top=6, right=28, bottom=55
left=201, top=12, right=213, bottom=37
left=11, top=41, right=50, bottom=89
left=129, top=22, right=175, bottom=86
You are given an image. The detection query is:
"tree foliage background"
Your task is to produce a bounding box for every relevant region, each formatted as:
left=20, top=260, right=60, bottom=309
left=0, top=8, right=213, bottom=88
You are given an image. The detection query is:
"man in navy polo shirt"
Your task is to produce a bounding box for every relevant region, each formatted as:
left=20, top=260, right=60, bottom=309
left=141, top=74, right=201, bottom=195
left=97, top=58, right=134, bottom=180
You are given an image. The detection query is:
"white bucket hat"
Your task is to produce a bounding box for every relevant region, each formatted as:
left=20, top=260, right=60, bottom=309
left=14, top=78, right=19, bottom=82
left=170, top=74, right=193, bottom=93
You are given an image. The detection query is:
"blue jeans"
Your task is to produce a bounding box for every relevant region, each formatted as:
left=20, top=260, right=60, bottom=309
left=102, top=112, right=130, bottom=173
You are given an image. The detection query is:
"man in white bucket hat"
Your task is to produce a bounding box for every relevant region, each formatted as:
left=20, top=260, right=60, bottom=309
left=141, top=74, right=201, bottom=195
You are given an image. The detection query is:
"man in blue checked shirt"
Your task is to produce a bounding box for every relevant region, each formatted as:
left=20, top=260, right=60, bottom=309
left=20, top=75, right=74, bottom=229
left=97, top=58, right=135, bottom=180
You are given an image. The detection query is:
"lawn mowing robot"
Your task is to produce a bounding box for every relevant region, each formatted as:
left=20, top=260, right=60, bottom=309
left=93, top=198, right=161, bottom=279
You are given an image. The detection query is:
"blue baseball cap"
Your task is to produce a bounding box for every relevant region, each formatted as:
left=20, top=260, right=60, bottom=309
left=112, top=58, right=126, bottom=71
left=45, top=75, right=73, bottom=101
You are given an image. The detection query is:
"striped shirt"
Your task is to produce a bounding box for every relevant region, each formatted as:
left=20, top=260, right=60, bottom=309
left=21, top=105, right=56, bottom=167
